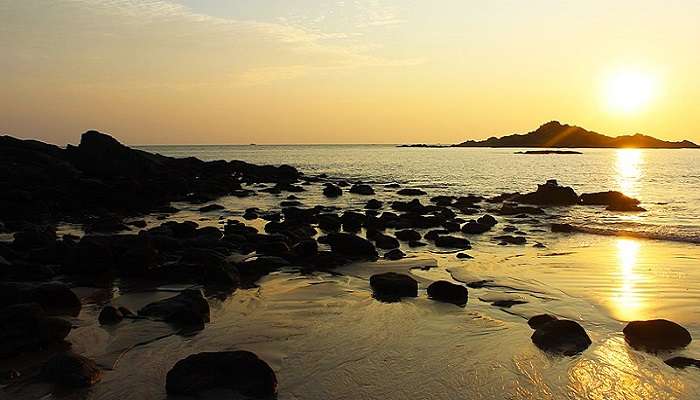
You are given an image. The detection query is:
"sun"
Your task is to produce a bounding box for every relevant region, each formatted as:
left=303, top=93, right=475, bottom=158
left=604, top=69, right=656, bottom=114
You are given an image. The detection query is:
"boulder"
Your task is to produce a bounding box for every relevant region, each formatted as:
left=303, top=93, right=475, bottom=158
left=665, top=356, right=700, bottom=369
left=370, top=272, right=418, bottom=301
left=477, top=214, right=497, bottom=227
left=434, top=235, right=471, bottom=249
left=324, top=233, right=378, bottom=260
left=98, top=305, right=123, bottom=325
left=579, top=191, right=641, bottom=208
left=322, top=183, right=342, bottom=198
left=395, top=229, right=421, bottom=242
left=516, top=180, right=579, bottom=206
left=384, top=249, right=405, bottom=260
left=42, top=352, right=102, bottom=387
left=349, top=184, right=375, bottom=195
left=293, top=239, right=318, bottom=258
left=460, top=220, right=490, bottom=234
left=365, top=199, right=383, bottom=209
left=373, top=233, right=400, bottom=250
left=531, top=319, right=592, bottom=355
left=456, top=252, right=473, bottom=259
left=430, top=195, right=454, bottom=206
left=528, top=314, right=558, bottom=329
left=397, top=188, right=427, bottom=196
left=138, top=290, right=210, bottom=326
left=427, top=281, right=468, bottom=306
left=166, top=351, right=277, bottom=398
left=0, top=303, right=72, bottom=356
left=495, top=235, right=527, bottom=245
left=623, top=319, right=692, bottom=351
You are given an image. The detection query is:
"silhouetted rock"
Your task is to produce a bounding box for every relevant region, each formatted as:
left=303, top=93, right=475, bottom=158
left=495, top=235, right=527, bottom=245
left=373, top=233, right=400, bottom=249
left=665, top=356, right=700, bottom=369
left=42, top=352, right=102, bottom=388
left=461, top=220, right=490, bottom=234
left=0, top=282, right=81, bottom=316
left=166, top=351, right=277, bottom=398
left=430, top=196, right=454, bottom=206
left=623, top=319, right=692, bottom=351
left=551, top=223, right=575, bottom=233
left=397, top=188, right=427, bottom=196
left=98, top=305, right=123, bottom=325
left=498, top=204, right=545, bottom=215
left=293, top=239, right=318, bottom=258
left=322, top=183, right=342, bottom=198
left=324, top=233, right=378, bottom=260
left=0, top=303, right=72, bottom=356
left=365, top=199, right=383, bottom=209
left=199, top=203, right=225, bottom=212
left=384, top=249, right=405, bottom=260
left=138, top=289, right=210, bottom=326
left=528, top=314, right=558, bottom=329
left=531, top=319, right=592, bottom=355
left=606, top=203, right=646, bottom=212
left=434, top=235, right=471, bottom=249
left=370, top=272, right=418, bottom=301
left=456, top=252, right=473, bottom=259
left=427, top=281, right=468, bottom=306
left=516, top=180, right=578, bottom=206
left=395, top=229, right=421, bottom=241
left=349, top=184, right=375, bottom=195
left=477, top=214, right=497, bottom=227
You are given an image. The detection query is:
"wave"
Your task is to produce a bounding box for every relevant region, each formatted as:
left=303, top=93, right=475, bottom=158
left=569, top=225, right=700, bottom=244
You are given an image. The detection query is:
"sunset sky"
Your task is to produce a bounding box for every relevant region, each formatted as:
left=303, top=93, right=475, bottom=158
left=2, top=0, right=699, bottom=145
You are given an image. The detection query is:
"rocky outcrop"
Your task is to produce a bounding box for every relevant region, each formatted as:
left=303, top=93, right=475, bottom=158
left=623, top=319, right=692, bottom=351
left=370, top=272, right=418, bottom=301
left=529, top=315, right=592, bottom=355
left=516, top=180, right=578, bottom=206
left=427, top=281, right=468, bottom=306
left=324, top=233, right=378, bottom=260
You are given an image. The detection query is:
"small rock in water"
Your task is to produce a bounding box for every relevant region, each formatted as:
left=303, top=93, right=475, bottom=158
left=323, top=183, right=342, bottom=198
left=98, top=305, right=123, bottom=325
left=456, top=252, right=473, bottom=259
left=198, top=203, right=225, bottom=212
left=397, top=188, right=427, bottom=196
left=325, top=232, right=378, bottom=260
left=533, top=242, right=546, bottom=248
left=665, top=356, right=700, bottom=369
left=528, top=314, right=558, bottom=329
left=365, top=199, right=383, bottom=209
left=395, top=229, right=421, bottom=241
left=384, top=248, right=405, bottom=260
left=349, top=184, right=375, bottom=195
left=373, top=233, right=400, bottom=249
left=623, top=319, right=692, bottom=351
left=551, top=223, right=575, bottom=233
left=370, top=272, right=418, bottom=301
left=495, top=235, right=526, bottom=245
left=427, top=281, right=468, bottom=306
left=138, top=289, right=210, bottom=327
left=434, top=235, right=471, bottom=249
left=166, top=351, right=277, bottom=398
left=530, top=318, right=592, bottom=355
left=42, top=352, right=102, bottom=388
left=408, top=240, right=427, bottom=248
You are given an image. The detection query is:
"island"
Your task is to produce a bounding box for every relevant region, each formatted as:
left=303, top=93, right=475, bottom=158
left=516, top=150, right=583, bottom=155
left=453, top=121, right=699, bottom=148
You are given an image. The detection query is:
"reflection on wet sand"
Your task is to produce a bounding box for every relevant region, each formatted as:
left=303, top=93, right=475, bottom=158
left=613, top=239, right=645, bottom=322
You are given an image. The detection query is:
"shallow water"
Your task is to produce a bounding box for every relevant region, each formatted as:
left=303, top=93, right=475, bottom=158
left=4, top=145, right=700, bottom=399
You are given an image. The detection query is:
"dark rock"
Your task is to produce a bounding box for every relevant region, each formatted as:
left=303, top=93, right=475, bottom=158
left=0, top=282, right=81, bottom=316
left=579, top=191, right=641, bottom=209
left=293, top=239, right=318, bottom=258
left=495, top=235, right=527, bottom=245
left=531, top=319, right=592, bottom=355
left=370, top=272, right=418, bottom=301
left=324, top=233, right=378, bottom=260
left=397, top=188, right=427, bottom=196
left=665, top=356, right=700, bottom=369
left=551, top=223, right=575, bottom=233
left=477, top=214, right=497, bottom=227
left=138, top=289, right=210, bottom=326
left=42, top=352, right=102, bottom=387
left=85, top=215, right=129, bottom=233
left=365, top=199, right=383, bottom=209
left=127, top=219, right=147, bottom=228
left=461, top=220, right=490, bottom=234
left=373, top=233, right=400, bottom=250
left=528, top=314, right=559, bottom=329
left=98, top=305, right=123, bottom=325
left=427, top=281, right=468, bottom=306
left=533, top=242, right=546, bottom=248
left=349, top=184, right=375, bottom=195
left=606, top=203, right=646, bottom=212
left=516, top=180, right=579, bottom=206
left=492, top=299, right=527, bottom=307
left=408, top=240, right=427, bottom=247
left=0, top=303, right=72, bottom=356
left=118, top=306, right=134, bottom=317
left=395, top=229, right=421, bottom=241
left=12, top=225, right=57, bottom=251
left=623, top=319, right=692, bottom=351
left=424, top=229, right=450, bottom=241
left=434, top=235, right=471, bottom=249
left=498, top=204, right=545, bottom=215
left=318, top=213, right=342, bottom=231
left=430, top=195, right=454, bottom=206
left=199, top=204, right=225, bottom=212
left=384, top=249, right=405, bottom=260
left=322, top=183, right=342, bottom=198
left=166, top=351, right=277, bottom=398
left=456, top=252, right=473, bottom=259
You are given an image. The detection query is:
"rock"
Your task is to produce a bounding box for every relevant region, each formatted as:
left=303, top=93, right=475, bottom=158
left=516, top=179, right=579, bottom=206
left=427, top=281, right=468, bottom=306
left=166, top=351, right=277, bottom=398
left=98, top=305, right=123, bottom=325
left=495, top=235, right=527, bottom=245
left=0, top=282, right=82, bottom=316
left=395, top=229, right=421, bottom=241
left=324, top=233, right=378, bottom=260
left=0, top=303, right=72, bottom=356
left=138, top=289, right=210, bottom=326
left=456, top=252, right=473, bottom=259
left=12, top=225, right=57, bottom=250
left=127, top=219, right=147, bottom=228
left=384, top=249, right=405, bottom=260
left=373, top=233, right=400, bottom=250
left=492, top=299, right=527, bottom=307
left=424, top=229, right=449, bottom=241
left=531, top=319, right=592, bottom=355
left=606, top=203, right=646, bottom=212
left=199, top=204, right=225, bottom=212
left=397, top=188, right=427, bottom=196
left=623, top=319, right=692, bottom=351
left=42, top=352, right=102, bottom=387
left=533, top=242, right=546, bottom=248
left=551, top=223, right=575, bottom=233
left=665, top=356, right=700, bottom=369
left=365, top=199, right=383, bottom=209
left=322, top=183, right=342, bottom=198
left=318, top=213, right=342, bottom=231
left=434, top=235, right=471, bottom=249
left=528, top=314, right=559, bottom=329
left=579, top=191, right=641, bottom=209
left=498, top=204, right=545, bottom=215
left=349, top=184, right=375, bottom=195
left=408, top=240, right=427, bottom=247
left=460, top=220, right=491, bottom=234
left=477, top=214, right=497, bottom=227
left=430, top=195, right=454, bottom=206
left=293, top=239, right=318, bottom=258
left=370, top=272, right=418, bottom=301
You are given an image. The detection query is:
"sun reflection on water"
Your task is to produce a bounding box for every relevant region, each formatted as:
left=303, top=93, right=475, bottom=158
left=612, top=239, right=646, bottom=321
left=615, top=149, right=643, bottom=197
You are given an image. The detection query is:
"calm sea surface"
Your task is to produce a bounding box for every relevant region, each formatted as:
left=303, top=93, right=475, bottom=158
left=141, top=145, right=700, bottom=243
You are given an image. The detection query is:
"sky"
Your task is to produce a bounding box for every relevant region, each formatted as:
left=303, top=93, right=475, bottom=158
left=1, top=0, right=699, bottom=145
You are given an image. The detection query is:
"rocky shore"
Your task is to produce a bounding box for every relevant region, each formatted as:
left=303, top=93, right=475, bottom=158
left=0, top=131, right=694, bottom=398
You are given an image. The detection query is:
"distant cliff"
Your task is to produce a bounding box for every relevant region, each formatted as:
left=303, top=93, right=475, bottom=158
left=454, top=121, right=699, bottom=148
